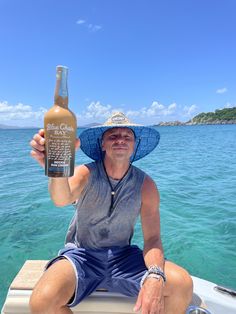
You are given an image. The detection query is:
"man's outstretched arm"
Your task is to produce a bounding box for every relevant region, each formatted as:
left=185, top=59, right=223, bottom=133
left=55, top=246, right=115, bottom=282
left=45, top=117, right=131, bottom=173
left=30, top=129, right=89, bottom=206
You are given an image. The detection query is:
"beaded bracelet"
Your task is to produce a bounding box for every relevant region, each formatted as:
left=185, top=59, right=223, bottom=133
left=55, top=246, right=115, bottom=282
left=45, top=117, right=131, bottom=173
left=148, top=266, right=165, bottom=278
left=150, top=266, right=165, bottom=278
left=148, top=265, right=165, bottom=276
left=140, top=266, right=166, bottom=288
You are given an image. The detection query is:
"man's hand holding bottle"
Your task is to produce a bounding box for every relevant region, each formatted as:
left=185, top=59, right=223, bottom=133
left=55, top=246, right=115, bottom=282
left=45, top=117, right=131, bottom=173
left=30, top=129, right=80, bottom=169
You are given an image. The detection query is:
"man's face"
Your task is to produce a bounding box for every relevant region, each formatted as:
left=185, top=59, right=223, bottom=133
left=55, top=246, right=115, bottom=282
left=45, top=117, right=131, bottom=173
left=102, top=127, right=135, bottom=161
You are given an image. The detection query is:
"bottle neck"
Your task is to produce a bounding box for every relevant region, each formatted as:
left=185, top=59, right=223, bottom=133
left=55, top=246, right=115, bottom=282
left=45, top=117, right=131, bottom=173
left=54, top=66, right=68, bottom=108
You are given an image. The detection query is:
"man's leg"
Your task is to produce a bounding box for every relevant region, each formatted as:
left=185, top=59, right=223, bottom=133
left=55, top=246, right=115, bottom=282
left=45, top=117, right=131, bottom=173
left=163, top=260, right=193, bottom=314
left=29, top=259, right=76, bottom=314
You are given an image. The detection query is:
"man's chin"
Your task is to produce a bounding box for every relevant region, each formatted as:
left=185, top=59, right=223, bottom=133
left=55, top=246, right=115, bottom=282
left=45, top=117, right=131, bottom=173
left=112, top=153, right=132, bottom=161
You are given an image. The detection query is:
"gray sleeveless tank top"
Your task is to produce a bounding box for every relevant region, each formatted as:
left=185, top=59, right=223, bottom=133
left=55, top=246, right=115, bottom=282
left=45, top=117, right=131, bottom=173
left=65, top=160, right=146, bottom=249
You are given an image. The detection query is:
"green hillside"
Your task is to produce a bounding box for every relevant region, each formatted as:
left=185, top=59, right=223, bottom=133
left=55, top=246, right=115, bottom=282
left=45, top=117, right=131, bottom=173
left=190, top=107, right=236, bottom=124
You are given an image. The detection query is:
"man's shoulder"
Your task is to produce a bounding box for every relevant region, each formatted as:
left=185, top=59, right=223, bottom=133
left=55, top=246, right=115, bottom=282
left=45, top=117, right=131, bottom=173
left=74, top=163, right=93, bottom=177
left=141, top=175, right=159, bottom=200
left=75, top=161, right=97, bottom=171
left=74, top=161, right=103, bottom=179
left=131, top=165, right=158, bottom=191
left=131, top=164, right=150, bottom=179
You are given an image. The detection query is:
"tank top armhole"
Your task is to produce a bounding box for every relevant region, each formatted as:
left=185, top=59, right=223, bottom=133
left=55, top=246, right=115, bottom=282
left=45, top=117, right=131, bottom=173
left=140, top=172, right=147, bottom=205
left=72, top=162, right=96, bottom=207
left=141, top=172, right=147, bottom=187
left=132, top=165, right=147, bottom=189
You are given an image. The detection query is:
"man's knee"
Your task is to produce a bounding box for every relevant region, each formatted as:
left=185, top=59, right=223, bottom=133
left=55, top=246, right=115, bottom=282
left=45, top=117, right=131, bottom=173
left=165, top=263, right=193, bottom=299
left=29, top=283, right=59, bottom=314
left=170, top=267, right=193, bottom=298
left=29, top=259, right=76, bottom=313
left=163, top=265, right=193, bottom=313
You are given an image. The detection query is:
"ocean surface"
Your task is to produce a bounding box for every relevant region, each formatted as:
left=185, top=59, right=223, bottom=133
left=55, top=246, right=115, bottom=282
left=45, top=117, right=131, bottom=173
left=0, top=124, right=236, bottom=308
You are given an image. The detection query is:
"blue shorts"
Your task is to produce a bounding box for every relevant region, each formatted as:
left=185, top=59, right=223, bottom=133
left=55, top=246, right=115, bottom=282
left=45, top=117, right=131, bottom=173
left=46, top=245, right=147, bottom=307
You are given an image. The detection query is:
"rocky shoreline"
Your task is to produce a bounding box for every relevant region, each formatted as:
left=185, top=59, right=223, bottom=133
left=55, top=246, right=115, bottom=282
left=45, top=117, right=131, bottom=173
left=156, top=120, right=236, bottom=126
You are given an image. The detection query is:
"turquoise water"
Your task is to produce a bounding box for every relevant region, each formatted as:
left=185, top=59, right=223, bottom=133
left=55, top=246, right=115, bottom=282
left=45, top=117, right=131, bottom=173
left=0, top=125, right=236, bottom=308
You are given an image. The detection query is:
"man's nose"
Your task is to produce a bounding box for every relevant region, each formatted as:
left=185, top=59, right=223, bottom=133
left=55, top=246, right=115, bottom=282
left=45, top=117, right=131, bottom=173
left=116, top=136, right=125, bottom=143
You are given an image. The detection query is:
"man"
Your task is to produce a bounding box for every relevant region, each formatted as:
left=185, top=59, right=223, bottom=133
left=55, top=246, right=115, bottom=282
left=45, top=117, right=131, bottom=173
left=30, top=112, right=193, bottom=314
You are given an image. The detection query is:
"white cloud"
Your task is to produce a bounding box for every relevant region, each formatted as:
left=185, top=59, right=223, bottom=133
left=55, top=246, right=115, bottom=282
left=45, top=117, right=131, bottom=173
left=216, top=87, right=227, bottom=94
left=76, top=19, right=86, bottom=25
left=88, top=24, right=102, bottom=32
left=224, top=102, right=235, bottom=108
left=76, top=19, right=102, bottom=32
left=78, top=100, right=198, bottom=122
left=0, top=99, right=200, bottom=127
left=146, top=102, right=165, bottom=117
left=0, top=101, right=31, bottom=113
left=125, top=109, right=144, bottom=117
left=78, top=100, right=197, bottom=124
left=0, top=101, right=47, bottom=122
left=86, top=101, right=111, bottom=118
left=126, top=101, right=177, bottom=118
left=183, top=104, right=198, bottom=117
left=77, top=101, right=114, bottom=121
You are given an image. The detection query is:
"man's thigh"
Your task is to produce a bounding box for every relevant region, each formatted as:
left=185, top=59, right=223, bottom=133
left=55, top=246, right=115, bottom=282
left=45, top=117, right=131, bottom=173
left=45, top=247, right=107, bottom=306
left=32, top=258, right=76, bottom=307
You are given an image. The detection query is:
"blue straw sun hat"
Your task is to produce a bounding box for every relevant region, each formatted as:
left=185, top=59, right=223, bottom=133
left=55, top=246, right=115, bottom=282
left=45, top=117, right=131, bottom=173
left=80, top=112, right=160, bottom=162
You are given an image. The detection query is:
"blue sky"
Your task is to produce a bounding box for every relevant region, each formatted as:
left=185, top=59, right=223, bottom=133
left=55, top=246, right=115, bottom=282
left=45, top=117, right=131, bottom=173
left=0, top=0, right=235, bottom=127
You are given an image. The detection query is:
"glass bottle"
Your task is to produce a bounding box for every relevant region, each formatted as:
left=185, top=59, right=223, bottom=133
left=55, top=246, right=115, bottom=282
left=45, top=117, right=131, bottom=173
left=44, top=65, right=77, bottom=177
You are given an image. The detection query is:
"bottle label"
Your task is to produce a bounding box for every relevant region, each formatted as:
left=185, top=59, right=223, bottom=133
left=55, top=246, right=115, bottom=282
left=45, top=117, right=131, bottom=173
left=46, top=123, right=75, bottom=176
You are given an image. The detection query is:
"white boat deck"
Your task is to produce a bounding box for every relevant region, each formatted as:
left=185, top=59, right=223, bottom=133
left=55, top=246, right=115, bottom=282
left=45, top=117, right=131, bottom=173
left=1, top=260, right=236, bottom=314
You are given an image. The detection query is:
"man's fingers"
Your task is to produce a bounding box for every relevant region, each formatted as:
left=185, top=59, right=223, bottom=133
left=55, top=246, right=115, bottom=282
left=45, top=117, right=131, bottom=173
left=30, top=150, right=45, bottom=168
left=148, top=297, right=164, bottom=314
left=38, top=129, right=45, bottom=137
left=75, top=138, right=80, bottom=150
left=31, top=149, right=45, bottom=159
left=33, top=133, right=45, bottom=145
left=160, top=297, right=164, bottom=314
left=30, top=139, right=45, bottom=152
left=133, top=290, right=142, bottom=312
left=30, top=129, right=45, bottom=153
left=30, top=129, right=46, bottom=168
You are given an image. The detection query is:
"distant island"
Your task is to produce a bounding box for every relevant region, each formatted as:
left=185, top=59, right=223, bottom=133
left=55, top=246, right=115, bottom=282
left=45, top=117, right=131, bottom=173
left=0, top=124, right=34, bottom=129
left=157, top=107, right=236, bottom=126
left=80, top=122, right=101, bottom=128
